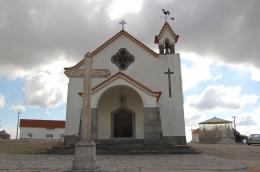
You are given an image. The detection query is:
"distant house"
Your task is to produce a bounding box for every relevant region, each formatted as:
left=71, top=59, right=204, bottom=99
left=20, top=119, right=65, bottom=139
left=191, top=128, right=199, bottom=142
left=0, top=130, right=10, bottom=140
left=192, top=117, right=235, bottom=144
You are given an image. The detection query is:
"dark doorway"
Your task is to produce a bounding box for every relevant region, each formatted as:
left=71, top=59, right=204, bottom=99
left=113, top=109, right=133, bottom=137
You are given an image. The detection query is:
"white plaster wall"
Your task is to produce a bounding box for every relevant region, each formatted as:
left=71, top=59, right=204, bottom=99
left=159, top=31, right=176, bottom=44
left=65, top=77, right=83, bottom=136
left=192, top=134, right=199, bottom=142
left=158, top=53, right=185, bottom=136
left=20, top=127, right=65, bottom=139
left=91, top=36, right=159, bottom=89
left=97, top=86, right=144, bottom=139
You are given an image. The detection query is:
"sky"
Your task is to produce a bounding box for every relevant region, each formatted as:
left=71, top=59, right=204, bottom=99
left=0, top=0, right=259, bottom=141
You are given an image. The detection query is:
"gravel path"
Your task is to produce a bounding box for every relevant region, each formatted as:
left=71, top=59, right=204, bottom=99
left=0, top=154, right=248, bottom=172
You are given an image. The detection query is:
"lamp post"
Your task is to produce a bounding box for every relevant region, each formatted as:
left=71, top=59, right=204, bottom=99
left=16, top=111, right=21, bottom=139
left=232, top=116, right=236, bottom=130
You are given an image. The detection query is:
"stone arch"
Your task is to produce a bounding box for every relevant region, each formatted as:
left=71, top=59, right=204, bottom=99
left=96, top=85, right=144, bottom=139
left=92, top=79, right=157, bottom=108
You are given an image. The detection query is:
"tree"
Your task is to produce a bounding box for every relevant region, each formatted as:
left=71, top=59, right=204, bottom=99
left=233, top=128, right=247, bottom=143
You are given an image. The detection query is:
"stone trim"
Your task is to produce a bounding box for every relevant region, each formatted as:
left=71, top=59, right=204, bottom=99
left=144, top=107, right=162, bottom=140
left=162, top=136, right=187, bottom=145
left=91, top=72, right=162, bottom=102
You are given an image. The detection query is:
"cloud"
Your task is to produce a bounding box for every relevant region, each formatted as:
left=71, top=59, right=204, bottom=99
left=236, top=111, right=260, bottom=135
left=0, top=95, right=5, bottom=109
left=181, top=52, right=222, bottom=91
left=0, top=0, right=260, bottom=74
left=237, top=115, right=257, bottom=125
left=185, top=113, right=202, bottom=127
left=229, top=64, right=260, bottom=82
left=107, top=0, right=143, bottom=20
left=187, top=85, right=258, bottom=112
left=11, top=104, right=26, bottom=113
left=23, top=57, right=72, bottom=108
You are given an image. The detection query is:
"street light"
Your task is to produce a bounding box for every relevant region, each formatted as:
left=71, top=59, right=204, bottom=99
left=232, top=116, right=236, bottom=130
left=16, top=111, right=21, bottom=139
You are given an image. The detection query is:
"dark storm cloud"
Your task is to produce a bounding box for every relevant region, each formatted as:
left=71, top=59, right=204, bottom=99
left=133, top=0, right=260, bottom=68
left=0, top=0, right=259, bottom=72
left=0, top=0, right=115, bottom=69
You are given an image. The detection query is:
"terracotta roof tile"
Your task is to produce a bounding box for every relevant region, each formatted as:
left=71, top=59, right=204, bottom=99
left=20, top=119, right=65, bottom=129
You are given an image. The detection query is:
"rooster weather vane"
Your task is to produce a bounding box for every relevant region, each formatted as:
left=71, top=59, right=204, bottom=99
left=161, top=9, right=175, bottom=22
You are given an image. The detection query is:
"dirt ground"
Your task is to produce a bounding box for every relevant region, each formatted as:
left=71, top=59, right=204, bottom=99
left=189, top=143, right=260, bottom=172
left=0, top=139, right=59, bottom=154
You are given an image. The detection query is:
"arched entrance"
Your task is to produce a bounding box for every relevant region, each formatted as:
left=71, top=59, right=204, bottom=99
left=97, top=85, right=144, bottom=139
left=112, top=108, right=134, bottom=138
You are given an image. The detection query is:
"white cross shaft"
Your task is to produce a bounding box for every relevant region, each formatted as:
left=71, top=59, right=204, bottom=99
left=119, top=19, right=127, bottom=30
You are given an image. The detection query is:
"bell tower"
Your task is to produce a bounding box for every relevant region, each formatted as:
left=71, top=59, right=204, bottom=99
left=154, top=22, right=179, bottom=55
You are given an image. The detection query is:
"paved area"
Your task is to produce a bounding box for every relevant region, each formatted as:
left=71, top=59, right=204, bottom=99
left=0, top=154, right=248, bottom=172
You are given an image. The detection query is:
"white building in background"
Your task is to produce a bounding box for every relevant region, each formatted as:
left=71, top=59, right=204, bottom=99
left=64, top=21, right=186, bottom=145
left=20, top=119, right=65, bottom=139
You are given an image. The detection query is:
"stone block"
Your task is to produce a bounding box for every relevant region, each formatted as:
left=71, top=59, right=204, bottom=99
left=72, top=140, right=97, bottom=171
left=162, top=136, right=186, bottom=145
left=64, top=135, right=78, bottom=146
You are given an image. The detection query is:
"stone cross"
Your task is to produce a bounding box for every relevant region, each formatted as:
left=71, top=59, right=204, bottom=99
left=164, top=68, right=174, bottom=98
left=67, top=54, right=111, bottom=171
left=119, top=19, right=127, bottom=30
left=81, top=56, right=92, bottom=141
left=65, top=55, right=111, bottom=140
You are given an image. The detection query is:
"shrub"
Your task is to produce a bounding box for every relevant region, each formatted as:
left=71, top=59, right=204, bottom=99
left=233, top=128, right=248, bottom=143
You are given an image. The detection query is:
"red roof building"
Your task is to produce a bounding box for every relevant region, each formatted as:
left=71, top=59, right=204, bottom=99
left=0, top=130, right=10, bottom=140
left=20, top=119, right=65, bottom=129
left=19, top=119, right=65, bottom=139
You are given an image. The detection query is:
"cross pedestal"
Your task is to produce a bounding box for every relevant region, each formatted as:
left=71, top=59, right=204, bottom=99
left=72, top=141, right=97, bottom=172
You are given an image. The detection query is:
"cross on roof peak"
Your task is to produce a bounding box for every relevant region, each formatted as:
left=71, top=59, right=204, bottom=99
left=119, top=19, right=127, bottom=31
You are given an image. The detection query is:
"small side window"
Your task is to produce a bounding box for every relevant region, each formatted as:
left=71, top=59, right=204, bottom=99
left=46, top=134, right=53, bottom=138
left=28, top=133, right=33, bottom=138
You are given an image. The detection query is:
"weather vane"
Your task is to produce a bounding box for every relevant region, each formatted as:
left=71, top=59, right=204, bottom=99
left=161, top=9, right=175, bottom=22
left=119, top=19, right=127, bottom=30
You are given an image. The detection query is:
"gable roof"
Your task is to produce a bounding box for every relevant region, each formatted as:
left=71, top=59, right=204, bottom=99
left=20, top=119, right=65, bottom=129
left=65, top=30, right=159, bottom=71
left=79, top=72, right=161, bottom=102
left=199, top=117, right=232, bottom=124
left=155, top=22, right=179, bottom=44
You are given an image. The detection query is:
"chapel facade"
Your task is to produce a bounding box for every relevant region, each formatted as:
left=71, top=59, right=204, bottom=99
left=64, top=21, right=186, bottom=145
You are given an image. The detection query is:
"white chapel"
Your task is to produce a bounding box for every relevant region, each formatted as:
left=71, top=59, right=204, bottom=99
left=64, top=21, right=186, bottom=145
